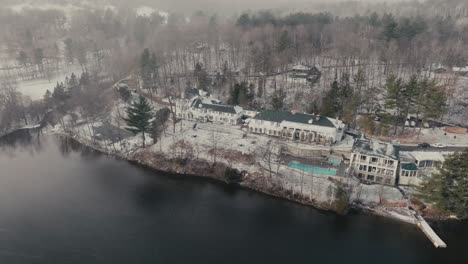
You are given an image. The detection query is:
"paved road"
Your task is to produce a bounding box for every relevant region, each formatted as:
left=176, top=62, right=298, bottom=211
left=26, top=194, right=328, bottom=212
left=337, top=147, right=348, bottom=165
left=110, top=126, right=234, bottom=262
left=399, top=145, right=467, bottom=152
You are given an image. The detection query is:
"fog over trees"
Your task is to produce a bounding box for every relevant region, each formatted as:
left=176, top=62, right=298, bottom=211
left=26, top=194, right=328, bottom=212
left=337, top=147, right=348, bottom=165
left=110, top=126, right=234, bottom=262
left=0, top=0, right=467, bottom=134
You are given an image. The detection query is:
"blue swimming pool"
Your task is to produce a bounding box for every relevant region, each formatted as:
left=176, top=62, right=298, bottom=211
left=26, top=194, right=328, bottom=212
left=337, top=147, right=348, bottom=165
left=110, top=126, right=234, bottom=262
left=288, top=161, right=337, bottom=176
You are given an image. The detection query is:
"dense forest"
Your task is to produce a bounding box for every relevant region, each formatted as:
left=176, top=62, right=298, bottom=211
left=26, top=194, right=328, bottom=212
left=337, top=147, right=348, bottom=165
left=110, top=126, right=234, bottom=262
left=0, top=0, right=467, bottom=134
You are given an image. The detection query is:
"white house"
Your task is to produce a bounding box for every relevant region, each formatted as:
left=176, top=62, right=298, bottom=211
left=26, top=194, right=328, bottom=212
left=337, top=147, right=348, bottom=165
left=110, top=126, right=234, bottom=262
left=398, top=151, right=451, bottom=186
left=173, top=98, right=192, bottom=119
left=187, top=97, right=243, bottom=125
left=349, top=139, right=399, bottom=185
left=248, top=110, right=345, bottom=145
left=242, top=109, right=259, bottom=118
left=398, top=162, right=419, bottom=186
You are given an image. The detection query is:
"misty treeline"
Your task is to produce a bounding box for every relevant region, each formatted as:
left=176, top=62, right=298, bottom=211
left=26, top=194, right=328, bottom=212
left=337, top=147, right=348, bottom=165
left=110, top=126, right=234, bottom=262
left=1, top=1, right=466, bottom=80
left=0, top=0, right=467, bottom=135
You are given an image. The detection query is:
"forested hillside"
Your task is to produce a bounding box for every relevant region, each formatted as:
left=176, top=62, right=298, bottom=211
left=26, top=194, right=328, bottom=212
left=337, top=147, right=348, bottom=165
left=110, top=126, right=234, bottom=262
left=1, top=0, right=467, bottom=134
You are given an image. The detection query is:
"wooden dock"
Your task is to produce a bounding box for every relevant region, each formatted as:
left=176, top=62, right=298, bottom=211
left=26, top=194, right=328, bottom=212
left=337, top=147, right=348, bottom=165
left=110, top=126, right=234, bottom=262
left=415, top=215, right=447, bottom=248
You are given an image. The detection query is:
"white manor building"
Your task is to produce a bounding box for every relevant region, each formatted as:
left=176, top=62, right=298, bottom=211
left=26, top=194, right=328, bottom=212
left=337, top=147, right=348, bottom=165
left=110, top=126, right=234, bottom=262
left=349, top=139, right=399, bottom=185
left=248, top=110, right=346, bottom=145
left=173, top=96, right=243, bottom=125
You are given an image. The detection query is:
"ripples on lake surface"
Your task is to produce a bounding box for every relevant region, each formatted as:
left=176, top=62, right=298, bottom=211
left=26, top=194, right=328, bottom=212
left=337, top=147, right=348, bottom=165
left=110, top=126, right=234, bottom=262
left=0, top=131, right=467, bottom=264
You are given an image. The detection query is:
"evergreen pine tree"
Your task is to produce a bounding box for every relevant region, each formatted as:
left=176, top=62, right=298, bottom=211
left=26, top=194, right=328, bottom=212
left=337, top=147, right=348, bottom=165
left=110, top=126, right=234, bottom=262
left=140, top=48, right=152, bottom=91
left=124, top=95, right=154, bottom=147
left=384, top=75, right=405, bottom=134
left=271, top=89, right=285, bottom=110
left=321, top=80, right=340, bottom=117
left=418, top=149, right=468, bottom=219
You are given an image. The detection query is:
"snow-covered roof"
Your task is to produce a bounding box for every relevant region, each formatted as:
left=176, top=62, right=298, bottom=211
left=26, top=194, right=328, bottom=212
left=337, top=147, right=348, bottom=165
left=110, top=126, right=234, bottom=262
left=198, top=89, right=210, bottom=97
left=254, top=110, right=336, bottom=128
left=314, top=64, right=322, bottom=72
left=234, top=106, right=243, bottom=114
left=352, top=139, right=399, bottom=160
left=326, top=117, right=345, bottom=129
left=200, top=97, right=220, bottom=105
left=292, top=64, right=311, bottom=71
left=191, top=97, right=242, bottom=114
left=403, top=151, right=448, bottom=162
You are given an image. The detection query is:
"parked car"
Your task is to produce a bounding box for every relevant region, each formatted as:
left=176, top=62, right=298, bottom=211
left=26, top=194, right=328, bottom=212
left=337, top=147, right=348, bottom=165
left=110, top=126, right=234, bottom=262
left=418, top=143, right=431, bottom=148
left=432, top=143, right=446, bottom=148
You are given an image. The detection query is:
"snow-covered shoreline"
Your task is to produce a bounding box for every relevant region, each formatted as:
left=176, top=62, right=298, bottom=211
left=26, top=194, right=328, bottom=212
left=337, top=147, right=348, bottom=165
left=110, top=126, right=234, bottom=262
left=47, top=124, right=423, bottom=225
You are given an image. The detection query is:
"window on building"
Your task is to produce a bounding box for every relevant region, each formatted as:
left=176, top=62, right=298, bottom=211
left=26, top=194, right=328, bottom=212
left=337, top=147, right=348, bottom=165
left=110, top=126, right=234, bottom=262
left=367, top=175, right=375, bottom=181
left=360, top=155, right=367, bottom=162
left=384, top=178, right=392, bottom=184
left=376, top=177, right=383, bottom=182
left=371, top=157, right=378, bottom=163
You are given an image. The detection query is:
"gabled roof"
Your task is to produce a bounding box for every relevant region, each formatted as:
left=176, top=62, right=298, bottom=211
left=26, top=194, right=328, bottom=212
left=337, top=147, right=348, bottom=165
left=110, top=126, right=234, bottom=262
left=291, top=64, right=322, bottom=72
left=405, top=151, right=448, bottom=162
left=292, top=64, right=311, bottom=71
left=253, top=110, right=336, bottom=128
left=191, top=98, right=240, bottom=114
left=352, top=139, right=399, bottom=160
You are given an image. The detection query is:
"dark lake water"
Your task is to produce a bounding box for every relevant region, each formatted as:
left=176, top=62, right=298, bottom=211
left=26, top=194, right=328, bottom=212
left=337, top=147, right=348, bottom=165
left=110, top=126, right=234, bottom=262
left=1, top=131, right=467, bottom=264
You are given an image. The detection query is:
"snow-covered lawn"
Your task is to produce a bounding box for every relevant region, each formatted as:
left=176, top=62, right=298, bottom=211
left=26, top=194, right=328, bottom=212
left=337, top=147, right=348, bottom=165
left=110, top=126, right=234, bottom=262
left=18, top=68, right=83, bottom=101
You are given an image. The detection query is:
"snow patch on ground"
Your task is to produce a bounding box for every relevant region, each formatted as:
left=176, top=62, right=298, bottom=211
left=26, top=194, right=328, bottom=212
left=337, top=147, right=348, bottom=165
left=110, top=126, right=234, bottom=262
left=17, top=67, right=83, bottom=101
left=135, top=6, right=168, bottom=21
left=417, top=127, right=468, bottom=146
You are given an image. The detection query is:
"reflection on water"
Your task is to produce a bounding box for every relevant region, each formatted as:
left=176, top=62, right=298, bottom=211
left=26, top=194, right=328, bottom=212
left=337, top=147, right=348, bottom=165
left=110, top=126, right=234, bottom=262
left=0, top=132, right=468, bottom=264
left=0, top=129, right=102, bottom=159
left=0, top=129, right=44, bottom=156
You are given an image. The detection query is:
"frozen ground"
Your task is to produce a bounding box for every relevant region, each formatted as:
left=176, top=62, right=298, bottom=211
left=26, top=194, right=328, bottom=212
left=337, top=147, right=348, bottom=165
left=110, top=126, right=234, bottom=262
left=56, top=96, right=406, bottom=212
left=417, top=127, right=468, bottom=146
left=381, top=126, right=468, bottom=146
